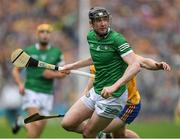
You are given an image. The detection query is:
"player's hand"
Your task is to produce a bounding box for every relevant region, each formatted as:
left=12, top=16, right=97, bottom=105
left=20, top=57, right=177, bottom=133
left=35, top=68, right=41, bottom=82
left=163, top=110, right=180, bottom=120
left=62, top=64, right=75, bottom=71
left=101, top=86, right=116, bottom=99
left=61, top=64, right=75, bottom=76
left=58, top=70, right=70, bottom=78
left=155, top=62, right=171, bottom=71
left=19, top=83, right=25, bottom=95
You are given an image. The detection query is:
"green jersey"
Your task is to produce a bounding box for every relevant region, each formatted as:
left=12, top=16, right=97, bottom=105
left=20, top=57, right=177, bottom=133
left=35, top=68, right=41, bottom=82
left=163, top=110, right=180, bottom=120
left=87, top=29, right=133, bottom=97
left=24, top=44, right=63, bottom=94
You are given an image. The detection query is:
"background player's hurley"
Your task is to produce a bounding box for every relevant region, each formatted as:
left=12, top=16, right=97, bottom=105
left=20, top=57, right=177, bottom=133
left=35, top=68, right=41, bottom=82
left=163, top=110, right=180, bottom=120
left=24, top=113, right=64, bottom=124
left=11, top=49, right=94, bottom=78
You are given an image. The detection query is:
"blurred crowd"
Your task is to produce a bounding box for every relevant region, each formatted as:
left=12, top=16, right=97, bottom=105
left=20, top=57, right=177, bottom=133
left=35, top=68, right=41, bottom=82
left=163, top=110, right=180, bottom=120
left=0, top=0, right=180, bottom=120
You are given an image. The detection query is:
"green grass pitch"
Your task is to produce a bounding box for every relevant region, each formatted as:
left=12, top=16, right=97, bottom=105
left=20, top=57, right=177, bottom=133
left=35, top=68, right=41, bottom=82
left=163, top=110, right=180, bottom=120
left=0, top=118, right=180, bottom=138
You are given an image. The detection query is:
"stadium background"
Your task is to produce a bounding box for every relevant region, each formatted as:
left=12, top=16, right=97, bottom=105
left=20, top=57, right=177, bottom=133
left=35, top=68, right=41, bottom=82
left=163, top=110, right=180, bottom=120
left=0, top=0, right=180, bottom=138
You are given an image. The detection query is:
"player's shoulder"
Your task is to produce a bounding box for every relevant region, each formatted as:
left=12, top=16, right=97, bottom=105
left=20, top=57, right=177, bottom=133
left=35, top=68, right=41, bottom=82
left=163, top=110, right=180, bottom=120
left=50, top=46, right=60, bottom=51
left=49, top=46, right=62, bottom=56
left=110, top=30, right=127, bottom=46
left=24, top=44, right=36, bottom=52
left=110, top=29, right=125, bottom=40
left=87, top=30, right=95, bottom=39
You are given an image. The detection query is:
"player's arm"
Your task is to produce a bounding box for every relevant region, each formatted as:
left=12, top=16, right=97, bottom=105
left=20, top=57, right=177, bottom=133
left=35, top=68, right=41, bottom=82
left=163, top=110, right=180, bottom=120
left=62, top=57, right=93, bottom=70
left=111, top=52, right=141, bottom=88
left=43, top=52, right=70, bottom=79
left=136, top=55, right=171, bottom=71
left=81, top=65, right=95, bottom=96
left=12, top=67, right=24, bottom=94
left=43, top=69, right=70, bottom=79
left=101, top=52, right=141, bottom=98
left=81, top=77, right=94, bottom=96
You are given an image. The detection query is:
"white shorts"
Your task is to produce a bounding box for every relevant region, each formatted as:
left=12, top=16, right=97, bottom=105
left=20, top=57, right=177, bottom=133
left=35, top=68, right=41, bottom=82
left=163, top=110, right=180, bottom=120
left=22, top=89, right=53, bottom=115
left=80, top=88, right=128, bottom=119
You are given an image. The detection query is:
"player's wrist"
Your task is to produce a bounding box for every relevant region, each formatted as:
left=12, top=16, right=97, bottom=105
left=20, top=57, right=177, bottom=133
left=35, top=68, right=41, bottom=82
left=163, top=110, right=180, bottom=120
left=111, top=83, right=119, bottom=92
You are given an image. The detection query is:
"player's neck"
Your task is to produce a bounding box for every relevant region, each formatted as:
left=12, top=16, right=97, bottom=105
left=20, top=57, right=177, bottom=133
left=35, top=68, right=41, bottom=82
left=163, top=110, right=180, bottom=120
left=39, top=42, right=49, bottom=50
left=39, top=45, right=48, bottom=50
left=35, top=43, right=50, bottom=50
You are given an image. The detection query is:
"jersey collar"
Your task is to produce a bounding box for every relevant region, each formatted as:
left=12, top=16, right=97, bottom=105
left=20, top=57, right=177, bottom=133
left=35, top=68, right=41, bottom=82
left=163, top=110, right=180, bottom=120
left=35, top=43, right=51, bottom=50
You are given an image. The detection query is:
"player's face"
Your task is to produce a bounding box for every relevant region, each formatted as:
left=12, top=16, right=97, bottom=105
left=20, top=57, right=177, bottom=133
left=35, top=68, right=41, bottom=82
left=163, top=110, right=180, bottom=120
left=91, top=16, right=110, bottom=36
left=37, top=30, right=51, bottom=45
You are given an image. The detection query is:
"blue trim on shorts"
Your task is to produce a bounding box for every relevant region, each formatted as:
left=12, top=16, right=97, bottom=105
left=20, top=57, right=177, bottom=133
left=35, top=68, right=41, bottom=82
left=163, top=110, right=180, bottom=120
left=118, top=102, right=141, bottom=124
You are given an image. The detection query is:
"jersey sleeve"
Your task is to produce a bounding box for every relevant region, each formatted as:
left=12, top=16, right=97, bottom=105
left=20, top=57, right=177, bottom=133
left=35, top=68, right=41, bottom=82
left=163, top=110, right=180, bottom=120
left=23, top=46, right=31, bottom=54
left=87, top=32, right=91, bottom=44
left=57, top=50, right=65, bottom=66
left=114, top=34, right=133, bottom=57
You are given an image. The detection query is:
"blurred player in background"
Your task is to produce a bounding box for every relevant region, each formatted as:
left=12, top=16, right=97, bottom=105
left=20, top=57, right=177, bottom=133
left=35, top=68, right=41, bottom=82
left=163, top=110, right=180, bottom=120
left=12, top=23, right=69, bottom=138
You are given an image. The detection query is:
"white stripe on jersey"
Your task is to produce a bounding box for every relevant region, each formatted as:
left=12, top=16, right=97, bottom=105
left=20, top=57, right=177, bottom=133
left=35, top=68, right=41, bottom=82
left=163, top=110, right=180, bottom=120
left=120, top=45, right=130, bottom=51
left=118, top=43, right=130, bottom=51
left=119, top=43, right=129, bottom=48
left=121, top=50, right=133, bottom=57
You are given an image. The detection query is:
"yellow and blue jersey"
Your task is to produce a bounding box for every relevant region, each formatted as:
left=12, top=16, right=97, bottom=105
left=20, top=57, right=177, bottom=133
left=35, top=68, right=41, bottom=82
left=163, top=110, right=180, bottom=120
left=126, top=76, right=141, bottom=105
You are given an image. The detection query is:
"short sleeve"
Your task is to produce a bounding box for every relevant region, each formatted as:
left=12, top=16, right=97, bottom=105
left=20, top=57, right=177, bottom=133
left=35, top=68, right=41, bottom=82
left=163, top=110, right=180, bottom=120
left=58, top=50, right=65, bottom=66
left=114, top=34, right=133, bottom=57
